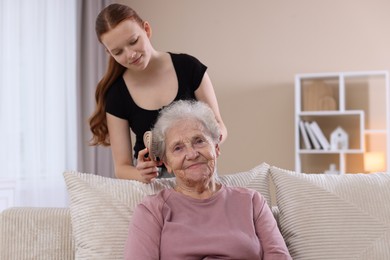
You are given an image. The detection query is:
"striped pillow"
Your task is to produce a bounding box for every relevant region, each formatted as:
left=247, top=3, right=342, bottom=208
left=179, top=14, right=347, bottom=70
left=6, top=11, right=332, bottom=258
left=270, top=166, right=390, bottom=260
left=217, top=162, right=271, bottom=205
left=63, top=162, right=270, bottom=260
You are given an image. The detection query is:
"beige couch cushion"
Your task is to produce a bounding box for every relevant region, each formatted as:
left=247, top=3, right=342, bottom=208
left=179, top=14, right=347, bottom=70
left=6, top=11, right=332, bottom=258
left=270, top=166, right=390, bottom=260
left=64, top=162, right=270, bottom=260
left=0, top=207, right=74, bottom=260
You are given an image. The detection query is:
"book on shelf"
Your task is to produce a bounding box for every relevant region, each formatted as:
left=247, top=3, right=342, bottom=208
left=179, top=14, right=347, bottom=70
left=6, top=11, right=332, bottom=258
left=304, top=121, right=321, bottom=150
left=309, top=121, right=330, bottom=150
left=299, top=120, right=312, bottom=149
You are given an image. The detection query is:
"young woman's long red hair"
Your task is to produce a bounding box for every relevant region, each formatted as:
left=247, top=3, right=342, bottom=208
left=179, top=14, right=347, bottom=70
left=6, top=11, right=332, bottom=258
left=89, top=4, right=144, bottom=146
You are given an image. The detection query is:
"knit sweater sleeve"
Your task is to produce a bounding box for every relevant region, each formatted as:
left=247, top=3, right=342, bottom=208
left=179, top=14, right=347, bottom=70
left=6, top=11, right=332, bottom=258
left=253, top=192, right=292, bottom=259
left=124, top=197, right=163, bottom=260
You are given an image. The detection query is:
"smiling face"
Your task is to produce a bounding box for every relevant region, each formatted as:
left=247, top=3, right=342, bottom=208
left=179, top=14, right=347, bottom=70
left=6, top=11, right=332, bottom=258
left=100, top=19, right=153, bottom=70
left=163, top=119, right=220, bottom=188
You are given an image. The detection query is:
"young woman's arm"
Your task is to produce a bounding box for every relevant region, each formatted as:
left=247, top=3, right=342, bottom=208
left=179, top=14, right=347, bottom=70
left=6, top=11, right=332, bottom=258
left=106, top=113, right=160, bottom=182
left=195, top=72, right=228, bottom=143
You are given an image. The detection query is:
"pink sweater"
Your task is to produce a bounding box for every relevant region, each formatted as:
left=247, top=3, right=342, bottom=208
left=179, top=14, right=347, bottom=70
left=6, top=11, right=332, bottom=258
left=124, top=185, right=291, bottom=260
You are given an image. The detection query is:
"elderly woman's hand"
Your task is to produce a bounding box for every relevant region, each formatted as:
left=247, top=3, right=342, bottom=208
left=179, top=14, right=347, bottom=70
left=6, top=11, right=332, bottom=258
left=136, top=148, right=162, bottom=183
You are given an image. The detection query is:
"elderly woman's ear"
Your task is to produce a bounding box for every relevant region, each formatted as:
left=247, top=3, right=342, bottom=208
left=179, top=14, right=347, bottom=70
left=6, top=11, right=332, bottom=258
left=215, top=143, right=221, bottom=157
left=162, top=161, right=172, bottom=174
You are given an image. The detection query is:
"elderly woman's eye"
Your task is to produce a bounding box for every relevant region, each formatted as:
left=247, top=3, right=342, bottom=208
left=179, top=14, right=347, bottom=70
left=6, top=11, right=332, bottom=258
left=194, top=137, right=206, bottom=145
left=173, top=145, right=182, bottom=152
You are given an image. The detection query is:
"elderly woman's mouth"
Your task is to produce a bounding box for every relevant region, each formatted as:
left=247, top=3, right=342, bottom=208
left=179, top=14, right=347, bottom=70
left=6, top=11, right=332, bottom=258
left=184, top=162, right=207, bottom=169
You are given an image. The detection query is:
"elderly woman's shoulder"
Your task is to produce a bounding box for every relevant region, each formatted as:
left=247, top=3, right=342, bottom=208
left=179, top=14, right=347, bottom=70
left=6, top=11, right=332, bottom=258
left=138, top=188, right=175, bottom=208
left=223, top=185, right=267, bottom=201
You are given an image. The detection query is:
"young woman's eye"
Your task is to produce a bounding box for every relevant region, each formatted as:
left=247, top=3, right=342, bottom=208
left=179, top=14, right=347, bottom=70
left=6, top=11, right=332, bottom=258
left=113, top=50, right=123, bottom=56
left=130, top=38, right=138, bottom=45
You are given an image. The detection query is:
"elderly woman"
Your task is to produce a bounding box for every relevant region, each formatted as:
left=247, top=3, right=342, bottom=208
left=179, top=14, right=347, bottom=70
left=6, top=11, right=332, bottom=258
left=124, top=100, right=291, bottom=259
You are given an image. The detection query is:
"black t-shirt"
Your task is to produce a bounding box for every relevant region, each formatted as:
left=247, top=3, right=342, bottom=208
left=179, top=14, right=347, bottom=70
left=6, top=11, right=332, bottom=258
left=105, top=52, right=207, bottom=158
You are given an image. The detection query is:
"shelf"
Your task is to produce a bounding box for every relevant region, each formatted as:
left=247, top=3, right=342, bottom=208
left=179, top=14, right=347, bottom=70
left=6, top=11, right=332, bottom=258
left=295, top=70, right=389, bottom=174
left=365, top=129, right=387, bottom=134
left=299, top=110, right=363, bottom=116
left=299, top=149, right=363, bottom=154
left=298, top=112, right=364, bottom=151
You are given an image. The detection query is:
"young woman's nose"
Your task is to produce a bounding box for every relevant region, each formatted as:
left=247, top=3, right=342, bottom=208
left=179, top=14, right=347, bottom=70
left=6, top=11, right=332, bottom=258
left=125, top=48, right=137, bottom=60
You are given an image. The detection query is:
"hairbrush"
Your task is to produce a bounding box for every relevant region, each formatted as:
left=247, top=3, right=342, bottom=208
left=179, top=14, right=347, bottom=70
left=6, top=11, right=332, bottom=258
left=143, top=131, right=157, bottom=161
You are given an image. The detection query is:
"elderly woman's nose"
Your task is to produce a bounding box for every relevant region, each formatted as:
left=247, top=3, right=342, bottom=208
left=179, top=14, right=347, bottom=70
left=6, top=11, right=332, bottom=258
left=185, top=147, right=199, bottom=159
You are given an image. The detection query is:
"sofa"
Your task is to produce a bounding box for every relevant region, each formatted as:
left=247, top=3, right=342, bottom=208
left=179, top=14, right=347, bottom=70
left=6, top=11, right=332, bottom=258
left=1, top=162, right=389, bottom=260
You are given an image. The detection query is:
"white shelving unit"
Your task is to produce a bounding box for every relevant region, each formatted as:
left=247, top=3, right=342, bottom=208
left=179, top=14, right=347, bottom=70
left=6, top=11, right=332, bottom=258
left=295, top=70, right=390, bottom=174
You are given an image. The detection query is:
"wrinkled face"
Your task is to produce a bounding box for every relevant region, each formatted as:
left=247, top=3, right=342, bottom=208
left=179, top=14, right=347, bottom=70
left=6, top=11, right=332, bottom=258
left=100, top=19, right=152, bottom=70
left=163, top=119, right=220, bottom=185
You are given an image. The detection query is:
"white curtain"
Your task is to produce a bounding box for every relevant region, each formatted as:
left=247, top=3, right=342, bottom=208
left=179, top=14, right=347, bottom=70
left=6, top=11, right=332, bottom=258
left=0, top=0, right=77, bottom=207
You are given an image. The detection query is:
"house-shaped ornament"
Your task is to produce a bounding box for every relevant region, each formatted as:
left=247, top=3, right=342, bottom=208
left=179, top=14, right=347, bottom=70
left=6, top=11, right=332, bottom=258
left=330, top=127, right=348, bottom=150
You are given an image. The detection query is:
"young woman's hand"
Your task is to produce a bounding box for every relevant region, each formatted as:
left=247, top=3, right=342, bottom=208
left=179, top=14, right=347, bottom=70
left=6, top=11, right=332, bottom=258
left=136, top=148, right=162, bottom=183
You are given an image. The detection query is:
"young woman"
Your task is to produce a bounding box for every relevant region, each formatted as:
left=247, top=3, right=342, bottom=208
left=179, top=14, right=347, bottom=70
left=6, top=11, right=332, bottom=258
left=89, top=4, right=227, bottom=183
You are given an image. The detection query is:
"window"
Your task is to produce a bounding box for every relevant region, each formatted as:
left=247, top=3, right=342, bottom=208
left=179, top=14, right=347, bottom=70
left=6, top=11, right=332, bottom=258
left=0, top=0, right=77, bottom=207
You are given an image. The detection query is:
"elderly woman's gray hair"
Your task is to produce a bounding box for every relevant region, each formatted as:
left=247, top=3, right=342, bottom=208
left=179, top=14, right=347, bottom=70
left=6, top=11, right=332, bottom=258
left=151, top=100, right=221, bottom=160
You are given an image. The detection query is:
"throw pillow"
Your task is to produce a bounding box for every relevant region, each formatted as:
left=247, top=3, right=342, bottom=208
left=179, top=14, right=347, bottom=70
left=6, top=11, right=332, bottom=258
left=64, top=162, right=270, bottom=260
left=270, top=166, right=390, bottom=260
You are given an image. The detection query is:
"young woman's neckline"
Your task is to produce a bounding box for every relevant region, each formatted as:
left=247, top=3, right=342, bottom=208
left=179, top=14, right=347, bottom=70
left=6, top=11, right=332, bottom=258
left=122, top=52, right=179, bottom=112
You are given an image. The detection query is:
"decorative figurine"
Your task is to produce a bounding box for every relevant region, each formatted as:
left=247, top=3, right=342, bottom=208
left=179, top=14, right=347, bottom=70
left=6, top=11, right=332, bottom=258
left=324, top=163, right=340, bottom=175
left=330, top=127, right=348, bottom=150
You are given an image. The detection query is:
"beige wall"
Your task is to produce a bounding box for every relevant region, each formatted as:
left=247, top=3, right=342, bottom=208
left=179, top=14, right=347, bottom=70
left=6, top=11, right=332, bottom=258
left=118, top=0, right=390, bottom=174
